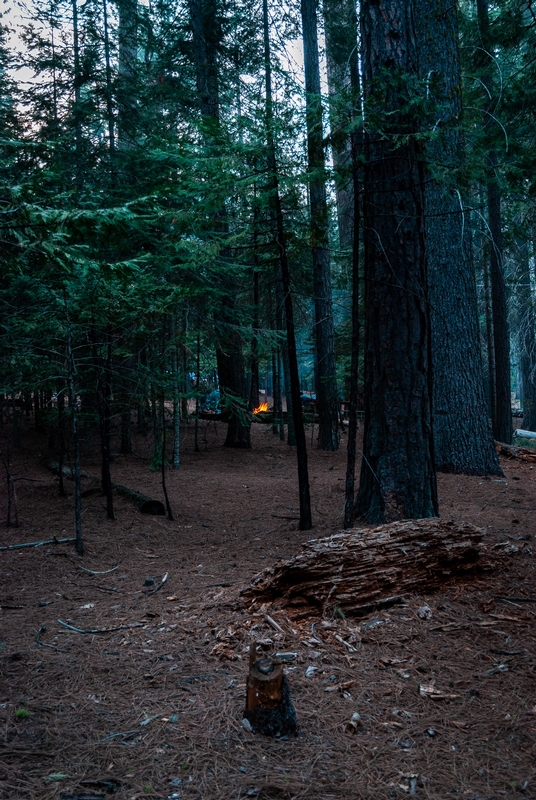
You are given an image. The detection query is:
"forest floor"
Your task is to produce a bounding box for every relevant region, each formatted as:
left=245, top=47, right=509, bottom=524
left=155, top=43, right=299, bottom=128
left=1, top=417, right=535, bottom=800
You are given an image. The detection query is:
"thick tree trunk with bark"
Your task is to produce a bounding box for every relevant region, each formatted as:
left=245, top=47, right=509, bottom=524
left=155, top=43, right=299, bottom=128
left=301, top=0, right=339, bottom=452
left=243, top=519, right=491, bottom=617
left=356, top=0, right=438, bottom=523
left=416, top=0, right=502, bottom=475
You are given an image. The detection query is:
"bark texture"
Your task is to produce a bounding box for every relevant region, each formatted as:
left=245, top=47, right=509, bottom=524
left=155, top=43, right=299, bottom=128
left=416, top=0, right=502, bottom=475
left=243, top=519, right=491, bottom=617
left=301, top=0, right=339, bottom=451
left=356, top=0, right=438, bottom=523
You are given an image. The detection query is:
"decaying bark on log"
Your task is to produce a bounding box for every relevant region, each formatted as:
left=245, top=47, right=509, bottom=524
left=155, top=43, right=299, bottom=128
left=41, top=459, right=165, bottom=515
left=496, top=441, right=536, bottom=462
left=111, top=484, right=165, bottom=515
left=242, top=519, right=491, bottom=616
left=244, top=644, right=297, bottom=736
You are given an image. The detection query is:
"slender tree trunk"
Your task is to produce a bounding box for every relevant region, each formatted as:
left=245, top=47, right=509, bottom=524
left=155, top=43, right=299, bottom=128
left=65, top=301, right=83, bottom=556
left=344, top=119, right=361, bottom=529
left=195, top=329, right=200, bottom=452
left=264, top=0, right=311, bottom=529
left=102, top=0, right=116, bottom=179
left=72, top=0, right=82, bottom=178
left=323, top=0, right=358, bottom=250
left=416, top=0, right=502, bottom=474
left=189, top=0, right=251, bottom=448
left=301, top=0, right=339, bottom=452
left=117, top=0, right=137, bottom=150
left=476, top=0, right=511, bottom=444
left=356, top=0, right=438, bottom=524
left=57, top=386, right=66, bottom=497
left=275, top=271, right=296, bottom=447
left=250, top=201, right=260, bottom=412
left=171, top=317, right=180, bottom=468
left=516, top=240, right=536, bottom=431
left=161, top=394, right=174, bottom=520
left=272, top=348, right=280, bottom=435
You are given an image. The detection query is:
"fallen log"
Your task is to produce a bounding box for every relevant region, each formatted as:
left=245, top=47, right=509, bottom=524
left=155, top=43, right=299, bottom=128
left=242, top=519, right=491, bottom=617
left=40, top=459, right=165, bottom=515
left=513, top=429, right=536, bottom=440
left=111, top=484, right=165, bottom=516
left=495, top=441, right=536, bottom=462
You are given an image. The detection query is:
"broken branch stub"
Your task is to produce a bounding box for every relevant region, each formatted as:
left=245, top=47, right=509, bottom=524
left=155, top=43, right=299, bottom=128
left=242, top=519, right=491, bottom=616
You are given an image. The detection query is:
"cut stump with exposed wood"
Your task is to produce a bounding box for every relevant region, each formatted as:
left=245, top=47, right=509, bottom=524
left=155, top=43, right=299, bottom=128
left=242, top=519, right=492, bottom=616
left=244, top=645, right=297, bottom=737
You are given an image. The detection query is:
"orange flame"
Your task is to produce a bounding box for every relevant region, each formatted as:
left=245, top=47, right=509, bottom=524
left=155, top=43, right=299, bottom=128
left=253, top=402, right=269, bottom=414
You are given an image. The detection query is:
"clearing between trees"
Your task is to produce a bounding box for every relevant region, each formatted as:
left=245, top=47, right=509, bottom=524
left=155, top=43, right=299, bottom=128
left=1, top=421, right=535, bottom=800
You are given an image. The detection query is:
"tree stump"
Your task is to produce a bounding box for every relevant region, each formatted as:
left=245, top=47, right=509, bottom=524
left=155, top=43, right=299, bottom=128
left=244, top=645, right=296, bottom=736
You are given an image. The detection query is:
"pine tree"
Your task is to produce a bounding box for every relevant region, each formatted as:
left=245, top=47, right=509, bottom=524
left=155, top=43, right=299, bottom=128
left=356, top=0, right=438, bottom=523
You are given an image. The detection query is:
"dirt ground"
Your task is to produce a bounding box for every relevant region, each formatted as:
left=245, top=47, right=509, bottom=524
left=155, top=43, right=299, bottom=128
left=1, top=417, right=535, bottom=800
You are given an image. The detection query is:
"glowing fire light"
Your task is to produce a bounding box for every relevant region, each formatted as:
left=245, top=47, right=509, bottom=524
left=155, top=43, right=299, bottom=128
left=253, top=402, right=269, bottom=414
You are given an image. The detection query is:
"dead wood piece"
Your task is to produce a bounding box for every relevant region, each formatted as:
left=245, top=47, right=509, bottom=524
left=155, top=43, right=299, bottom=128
left=242, top=519, right=491, bottom=616
left=0, top=536, right=75, bottom=551
left=142, top=572, right=168, bottom=595
left=111, top=484, right=165, bottom=516
left=513, top=429, right=536, bottom=440
left=79, top=565, right=119, bottom=575
left=58, top=619, right=143, bottom=634
left=495, top=441, right=536, bottom=462
left=40, top=459, right=165, bottom=515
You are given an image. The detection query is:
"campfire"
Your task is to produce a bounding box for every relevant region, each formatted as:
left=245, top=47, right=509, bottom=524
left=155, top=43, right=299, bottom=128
left=253, top=402, right=269, bottom=414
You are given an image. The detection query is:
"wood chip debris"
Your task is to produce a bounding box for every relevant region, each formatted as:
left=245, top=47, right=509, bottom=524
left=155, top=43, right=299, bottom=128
left=419, top=684, right=459, bottom=700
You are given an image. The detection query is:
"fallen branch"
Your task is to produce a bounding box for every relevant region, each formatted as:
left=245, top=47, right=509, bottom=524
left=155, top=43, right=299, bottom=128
left=0, top=536, right=75, bottom=551
left=142, top=572, right=168, bottom=596
left=79, top=565, right=119, bottom=575
left=58, top=619, right=144, bottom=634
left=35, top=626, right=63, bottom=651
left=242, top=519, right=492, bottom=617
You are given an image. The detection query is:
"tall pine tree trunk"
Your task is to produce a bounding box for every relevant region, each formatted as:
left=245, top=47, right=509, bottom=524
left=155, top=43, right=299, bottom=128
left=516, top=240, right=536, bottom=432
left=323, top=0, right=358, bottom=250
left=356, top=0, right=438, bottom=524
left=416, top=0, right=502, bottom=475
left=476, top=0, right=511, bottom=444
left=301, top=0, right=339, bottom=451
left=117, top=0, right=137, bottom=150
left=188, top=0, right=251, bottom=448
left=264, top=0, right=311, bottom=529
